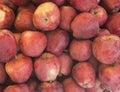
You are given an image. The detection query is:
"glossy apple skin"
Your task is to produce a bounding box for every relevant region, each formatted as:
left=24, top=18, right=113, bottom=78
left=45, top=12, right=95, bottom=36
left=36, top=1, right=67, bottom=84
left=105, top=12, right=120, bottom=36
left=10, top=0, right=31, bottom=6
left=38, top=81, right=64, bottom=92
left=63, top=77, right=85, bottom=92
left=69, top=0, right=98, bottom=12
left=92, top=34, right=120, bottom=64
left=3, top=84, right=30, bottom=92
left=60, top=5, right=77, bottom=31
left=20, top=31, right=47, bottom=57
left=46, top=29, right=69, bottom=56
left=71, top=12, right=99, bottom=39
left=34, top=52, right=60, bottom=82
left=0, top=63, right=6, bottom=84
left=69, top=39, right=92, bottom=62
left=33, top=2, right=60, bottom=31
left=58, top=53, right=72, bottom=76
left=99, top=62, right=120, bottom=91
left=5, top=53, right=33, bottom=83
left=90, top=5, right=108, bottom=26
left=72, top=62, right=96, bottom=88
left=0, top=3, right=15, bottom=29
left=0, top=29, right=17, bottom=63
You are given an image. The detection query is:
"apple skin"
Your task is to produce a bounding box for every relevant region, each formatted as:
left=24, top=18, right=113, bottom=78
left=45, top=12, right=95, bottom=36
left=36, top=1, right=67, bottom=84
left=105, top=12, right=120, bottom=36
left=46, top=29, right=69, bottom=56
left=71, top=12, right=99, bottom=39
left=33, top=2, right=60, bottom=31
left=90, top=5, right=108, bottom=26
left=101, top=0, right=120, bottom=13
left=38, top=81, right=64, bottom=92
left=98, top=62, right=120, bottom=91
left=69, top=0, right=98, bottom=12
left=63, top=77, right=85, bottom=92
left=3, top=84, right=31, bottom=92
left=69, top=39, right=92, bottom=62
left=32, top=0, right=49, bottom=5
left=20, top=31, right=47, bottom=57
left=0, top=63, right=6, bottom=84
left=0, top=29, right=17, bottom=63
left=10, top=0, right=31, bottom=6
left=60, top=5, right=77, bottom=31
left=72, top=62, right=96, bottom=88
left=0, top=3, right=15, bottom=29
left=97, top=28, right=110, bottom=37
left=92, top=34, right=120, bottom=64
left=5, top=53, right=33, bottom=83
left=34, top=52, right=60, bottom=82
left=58, top=53, right=72, bottom=76
left=50, top=0, right=65, bottom=6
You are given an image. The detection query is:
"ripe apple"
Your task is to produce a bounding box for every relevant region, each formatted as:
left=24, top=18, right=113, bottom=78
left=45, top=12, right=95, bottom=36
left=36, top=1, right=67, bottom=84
left=20, top=30, right=47, bottom=57
left=10, top=0, right=31, bottom=6
left=72, top=62, right=96, bottom=88
left=38, top=81, right=64, bottom=92
left=92, top=34, right=120, bottom=64
left=90, top=5, right=108, bottom=26
left=5, top=53, right=33, bottom=83
left=50, top=0, right=65, bottom=6
left=33, top=2, right=60, bottom=31
left=0, top=3, right=15, bottom=29
left=71, top=12, right=99, bottom=39
left=0, top=29, right=17, bottom=63
left=97, top=28, right=110, bottom=37
left=34, top=52, right=60, bottom=82
left=32, top=0, right=49, bottom=5
left=0, top=63, right=6, bottom=84
left=63, top=77, right=85, bottom=92
left=46, top=29, right=69, bottom=56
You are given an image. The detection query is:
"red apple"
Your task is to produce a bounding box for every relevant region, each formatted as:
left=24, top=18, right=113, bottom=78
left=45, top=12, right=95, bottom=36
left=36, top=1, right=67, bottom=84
left=50, top=0, right=65, bottom=6
left=105, top=12, right=120, bottom=36
left=34, top=52, right=60, bottom=82
left=20, top=30, right=47, bottom=57
left=46, top=29, right=69, bottom=56
left=0, top=29, right=17, bottom=63
left=90, top=5, right=108, bottom=26
left=32, top=0, right=49, bottom=5
left=0, top=3, right=15, bottom=29
left=60, top=5, right=77, bottom=31
left=92, top=34, right=120, bottom=64
left=69, top=39, right=92, bottom=62
left=5, top=53, right=33, bottom=83
left=71, top=12, right=99, bottom=39
left=69, top=0, right=98, bottom=12
left=72, top=62, right=96, bottom=88
left=58, top=53, right=72, bottom=76
left=33, top=2, right=60, bottom=31
left=99, top=62, right=120, bottom=91
left=0, top=63, right=6, bottom=84
left=38, top=81, right=64, bottom=92
left=3, top=84, right=30, bottom=92
left=97, top=28, right=110, bottom=37
left=63, top=77, right=85, bottom=92
left=10, top=0, right=31, bottom=6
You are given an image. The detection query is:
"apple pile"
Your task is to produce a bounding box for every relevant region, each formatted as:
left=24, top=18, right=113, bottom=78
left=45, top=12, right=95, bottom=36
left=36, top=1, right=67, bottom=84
left=1, top=0, right=120, bottom=92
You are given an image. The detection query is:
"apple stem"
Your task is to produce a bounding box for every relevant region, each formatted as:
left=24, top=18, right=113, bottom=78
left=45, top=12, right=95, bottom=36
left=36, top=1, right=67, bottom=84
left=14, top=55, right=18, bottom=60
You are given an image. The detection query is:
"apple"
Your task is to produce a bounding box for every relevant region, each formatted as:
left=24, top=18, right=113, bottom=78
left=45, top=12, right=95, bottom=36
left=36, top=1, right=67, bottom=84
left=58, top=53, right=72, bottom=76
left=63, top=77, right=85, bottom=92
left=69, top=39, right=92, bottom=62
left=33, top=2, right=60, bottom=31
left=32, top=0, right=49, bottom=5
left=0, top=3, right=15, bottom=29
left=46, top=29, right=69, bottom=56
left=105, top=12, right=120, bottom=36
left=20, top=30, right=47, bottom=57
left=90, top=5, right=108, bottom=26
left=0, top=29, right=17, bottom=63
left=10, top=0, right=31, bottom=6
left=72, top=62, right=96, bottom=88
left=71, top=12, right=99, bottom=39
left=97, top=28, right=110, bottom=37
left=34, top=52, right=60, bottom=82
left=3, top=84, right=30, bottom=92
left=99, top=61, right=120, bottom=91
left=5, top=53, right=33, bottom=83
left=101, top=0, right=120, bottom=13
left=38, top=81, right=64, bottom=92
left=50, top=0, right=65, bottom=6
left=92, top=34, right=120, bottom=64
left=69, top=0, right=98, bottom=12
left=59, top=5, right=77, bottom=31
left=0, top=63, right=6, bottom=84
